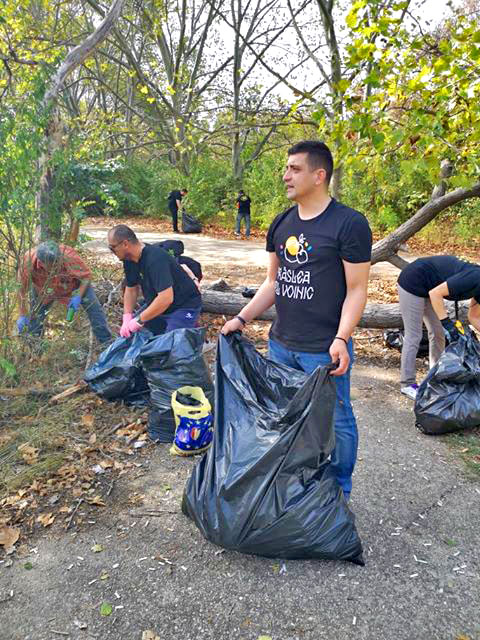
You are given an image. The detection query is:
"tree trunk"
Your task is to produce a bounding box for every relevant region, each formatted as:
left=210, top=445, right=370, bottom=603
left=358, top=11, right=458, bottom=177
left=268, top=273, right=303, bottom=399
left=37, top=0, right=126, bottom=240
left=200, top=289, right=468, bottom=328
left=371, top=182, right=480, bottom=266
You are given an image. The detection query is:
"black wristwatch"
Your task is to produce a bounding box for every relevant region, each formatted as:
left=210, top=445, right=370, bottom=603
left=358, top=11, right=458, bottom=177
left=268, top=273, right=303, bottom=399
left=135, top=315, right=144, bottom=327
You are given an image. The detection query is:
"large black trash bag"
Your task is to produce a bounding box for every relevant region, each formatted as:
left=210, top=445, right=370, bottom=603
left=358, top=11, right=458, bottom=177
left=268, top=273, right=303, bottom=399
left=415, top=329, right=480, bottom=435
left=182, top=333, right=364, bottom=565
left=84, top=330, right=153, bottom=406
left=140, top=328, right=214, bottom=443
left=384, top=329, right=429, bottom=357
left=182, top=211, right=202, bottom=233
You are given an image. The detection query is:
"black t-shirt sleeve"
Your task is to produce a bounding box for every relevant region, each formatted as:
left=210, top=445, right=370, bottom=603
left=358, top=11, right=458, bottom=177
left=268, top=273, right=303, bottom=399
left=338, top=214, right=372, bottom=263
left=266, top=219, right=277, bottom=252
left=148, top=249, right=173, bottom=293
left=124, top=261, right=140, bottom=287
left=266, top=210, right=290, bottom=253
left=447, top=268, right=480, bottom=301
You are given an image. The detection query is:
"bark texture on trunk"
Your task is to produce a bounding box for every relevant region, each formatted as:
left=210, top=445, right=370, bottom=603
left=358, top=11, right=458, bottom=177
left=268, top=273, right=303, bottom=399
left=201, top=289, right=469, bottom=329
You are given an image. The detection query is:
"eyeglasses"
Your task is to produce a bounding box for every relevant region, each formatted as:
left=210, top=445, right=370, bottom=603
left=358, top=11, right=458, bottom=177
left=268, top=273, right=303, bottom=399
left=108, top=242, right=123, bottom=253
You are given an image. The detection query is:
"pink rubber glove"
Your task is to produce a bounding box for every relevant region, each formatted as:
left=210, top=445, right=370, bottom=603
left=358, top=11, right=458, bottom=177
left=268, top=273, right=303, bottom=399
left=126, top=316, right=143, bottom=335
left=120, top=313, right=133, bottom=338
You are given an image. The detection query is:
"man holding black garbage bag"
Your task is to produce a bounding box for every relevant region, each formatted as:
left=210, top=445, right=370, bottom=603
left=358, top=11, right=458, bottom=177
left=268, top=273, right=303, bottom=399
left=107, top=225, right=202, bottom=336
left=222, top=140, right=372, bottom=500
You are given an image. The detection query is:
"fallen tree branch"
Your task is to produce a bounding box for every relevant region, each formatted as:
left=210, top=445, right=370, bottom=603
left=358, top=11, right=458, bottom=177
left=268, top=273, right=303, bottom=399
left=48, top=380, right=88, bottom=405
left=0, top=387, right=63, bottom=398
left=201, top=290, right=468, bottom=329
left=371, top=182, right=480, bottom=265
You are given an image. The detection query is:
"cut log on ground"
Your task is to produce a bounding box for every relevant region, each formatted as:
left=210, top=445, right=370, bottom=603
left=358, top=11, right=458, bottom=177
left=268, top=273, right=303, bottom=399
left=201, top=290, right=468, bottom=329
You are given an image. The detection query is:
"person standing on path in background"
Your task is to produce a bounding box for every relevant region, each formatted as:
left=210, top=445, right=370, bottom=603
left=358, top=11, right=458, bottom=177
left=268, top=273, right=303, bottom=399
left=167, top=188, right=188, bottom=233
left=235, top=190, right=251, bottom=238
left=17, top=241, right=112, bottom=343
left=397, top=256, right=480, bottom=400
left=222, top=140, right=372, bottom=501
left=108, top=225, right=202, bottom=337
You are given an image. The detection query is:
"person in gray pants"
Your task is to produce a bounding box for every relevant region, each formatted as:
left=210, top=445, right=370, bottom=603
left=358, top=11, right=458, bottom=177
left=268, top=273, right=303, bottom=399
left=397, top=256, right=480, bottom=399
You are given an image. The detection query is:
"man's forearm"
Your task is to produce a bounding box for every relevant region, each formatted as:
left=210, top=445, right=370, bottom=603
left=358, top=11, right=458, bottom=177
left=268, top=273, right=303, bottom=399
left=237, top=279, right=276, bottom=322
left=336, top=288, right=368, bottom=340
left=123, top=288, right=138, bottom=313
left=429, top=292, right=448, bottom=320
left=139, top=292, right=172, bottom=322
left=18, top=290, right=28, bottom=315
left=77, top=279, right=90, bottom=299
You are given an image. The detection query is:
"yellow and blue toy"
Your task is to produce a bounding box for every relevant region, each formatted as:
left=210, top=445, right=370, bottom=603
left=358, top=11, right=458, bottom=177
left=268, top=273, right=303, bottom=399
left=170, top=386, right=213, bottom=456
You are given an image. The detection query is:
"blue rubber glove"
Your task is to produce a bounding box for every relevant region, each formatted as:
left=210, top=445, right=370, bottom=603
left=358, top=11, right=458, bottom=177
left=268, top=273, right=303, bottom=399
left=68, top=294, right=82, bottom=314
left=16, top=316, right=30, bottom=333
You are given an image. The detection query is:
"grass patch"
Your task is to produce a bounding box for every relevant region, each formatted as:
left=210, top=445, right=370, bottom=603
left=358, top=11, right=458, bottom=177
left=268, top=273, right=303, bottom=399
left=445, top=427, right=480, bottom=477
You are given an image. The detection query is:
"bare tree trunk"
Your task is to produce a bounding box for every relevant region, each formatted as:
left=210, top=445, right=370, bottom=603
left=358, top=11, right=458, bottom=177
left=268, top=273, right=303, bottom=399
left=201, top=290, right=468, bottom=329
left=330, top=165, right=343, bottom=200
left=371, top=182, right=480, bottom=266
left=37, top=0, right=126, bottom=240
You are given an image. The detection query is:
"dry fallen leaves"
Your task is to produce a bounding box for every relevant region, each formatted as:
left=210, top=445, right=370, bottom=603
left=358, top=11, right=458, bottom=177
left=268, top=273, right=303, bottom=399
left=37, top=513, right=55, bottom=527
left=18, top=444, right=39, bottom=465
left=81, top=414, right=95, bottom=430
left=0, top=526, right=20, bottom=550
left=87, top=495, right=106, bottom=507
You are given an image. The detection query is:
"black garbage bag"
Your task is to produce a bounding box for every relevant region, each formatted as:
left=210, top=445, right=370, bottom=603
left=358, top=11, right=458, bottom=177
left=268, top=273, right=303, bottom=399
left=241, top=286, right=258, bottom=299
left=182, top=333, right=364, bottom=565
left=384, top=329, right=429, bottom=357
left=84, top=330, right=153, bottom=406
left=415, top=329, right=480, bottom=435
left=182, top=211, right=202, bottom=234
left=140, top=328, right=214, bottom=442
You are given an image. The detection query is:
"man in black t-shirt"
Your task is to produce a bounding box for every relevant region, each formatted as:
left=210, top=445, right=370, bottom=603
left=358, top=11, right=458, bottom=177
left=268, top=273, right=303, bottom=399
left=222, top=140, right=372, bottom=500
left=235, top=190, right=251, bottom=237
left=167, top=188, right=188, bottom=232
left=397, top=256, right=480, bottom=399
left=107, top=225, right=202, bottom=336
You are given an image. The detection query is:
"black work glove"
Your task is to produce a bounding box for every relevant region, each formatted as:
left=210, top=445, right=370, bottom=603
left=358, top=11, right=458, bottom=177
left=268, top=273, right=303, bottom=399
left=440, top=317, right=464, bottom=344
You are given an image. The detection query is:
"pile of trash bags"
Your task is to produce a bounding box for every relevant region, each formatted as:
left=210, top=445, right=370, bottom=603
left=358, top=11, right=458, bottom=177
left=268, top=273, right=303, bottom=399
left=182, top=333, right=364, bottom=565
left=84, top=328, right=213, bottom=443
left=84, top=330, right=152, bottom=407
left=415, top=328, right=480, bottom=435
left=140, top=328, right=213, bottom=442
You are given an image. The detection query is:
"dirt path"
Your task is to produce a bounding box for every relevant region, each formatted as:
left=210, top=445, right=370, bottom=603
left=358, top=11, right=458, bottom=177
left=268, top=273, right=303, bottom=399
left=82, top=224, right=408, bottom=280
left=1, top=357, right=478, bottom=640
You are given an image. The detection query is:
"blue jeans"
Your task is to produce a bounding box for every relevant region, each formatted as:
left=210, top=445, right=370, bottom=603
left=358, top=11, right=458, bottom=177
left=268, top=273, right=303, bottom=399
left=268, top=338, right=358, bottom=497
left=29, top=285, right=112, bottom=344
left=235, top=212, right=250, bottom=236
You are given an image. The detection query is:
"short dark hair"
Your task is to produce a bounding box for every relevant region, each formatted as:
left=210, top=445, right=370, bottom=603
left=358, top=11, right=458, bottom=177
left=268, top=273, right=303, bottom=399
left=181, top=188, right=188, bottom=194
left=287, top=140, right=334, bottom=184
left=109, top=225, right=139, bottom=244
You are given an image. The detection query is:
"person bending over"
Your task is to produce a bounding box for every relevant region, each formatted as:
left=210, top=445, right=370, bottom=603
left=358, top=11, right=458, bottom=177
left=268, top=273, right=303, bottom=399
left=107, top=225, right=201, bottom=336
left=397, top=255, right=480, bottom=399
left=17, top=241, right=112, bottom=344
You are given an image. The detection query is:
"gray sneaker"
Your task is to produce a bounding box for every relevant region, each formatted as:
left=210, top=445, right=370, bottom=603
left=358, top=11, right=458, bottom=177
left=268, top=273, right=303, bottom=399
left=400, top=383, right=419, bottom=400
